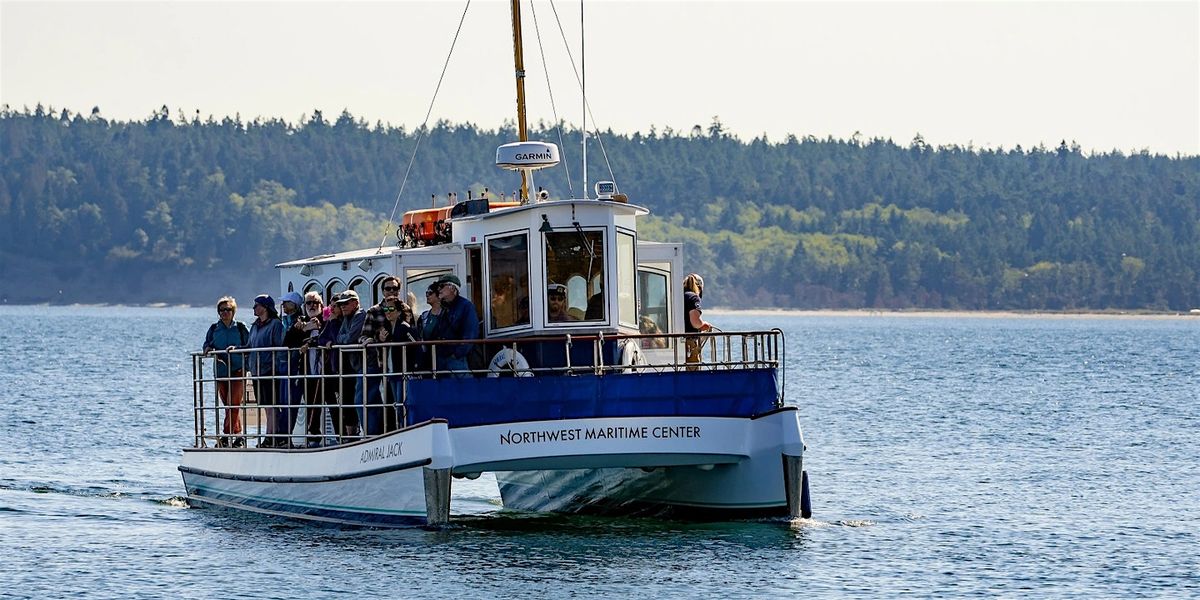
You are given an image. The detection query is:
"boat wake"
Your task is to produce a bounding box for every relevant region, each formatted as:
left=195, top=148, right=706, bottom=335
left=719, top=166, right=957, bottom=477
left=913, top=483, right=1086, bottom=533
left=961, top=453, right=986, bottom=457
left=0, top=481, right=189, bottom=510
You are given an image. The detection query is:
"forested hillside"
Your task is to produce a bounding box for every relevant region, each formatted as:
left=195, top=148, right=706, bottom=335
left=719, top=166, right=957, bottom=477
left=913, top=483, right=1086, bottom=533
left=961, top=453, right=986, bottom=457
left=2, top=105, right=1198, bottom=309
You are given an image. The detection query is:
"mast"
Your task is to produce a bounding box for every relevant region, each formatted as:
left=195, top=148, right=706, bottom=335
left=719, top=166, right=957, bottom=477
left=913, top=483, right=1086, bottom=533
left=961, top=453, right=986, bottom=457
left=510, top=0, right=530, bottom=202
left=581, top=0, right=587, bottom=199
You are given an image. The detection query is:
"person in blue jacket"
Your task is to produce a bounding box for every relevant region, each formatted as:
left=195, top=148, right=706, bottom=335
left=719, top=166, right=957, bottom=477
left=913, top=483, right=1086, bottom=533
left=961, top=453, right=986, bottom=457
left=276, top=291, right=306, bottom=444
left=202, top=296, right=250, bottom=447
left=431, top=274, right=478, bottom=377
left=248, top=294, right=286, bottom=447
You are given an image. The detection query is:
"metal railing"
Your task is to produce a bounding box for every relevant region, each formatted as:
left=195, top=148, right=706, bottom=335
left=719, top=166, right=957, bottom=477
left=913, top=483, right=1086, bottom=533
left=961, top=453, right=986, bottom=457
left=190, top=329, right=784, bottom=450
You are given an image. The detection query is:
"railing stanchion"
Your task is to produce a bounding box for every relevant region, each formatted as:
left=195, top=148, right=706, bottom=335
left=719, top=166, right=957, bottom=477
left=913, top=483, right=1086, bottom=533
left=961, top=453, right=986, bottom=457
left=401, top=345, right=409, bottom=427
left=595, top=332, right=604, bottom=376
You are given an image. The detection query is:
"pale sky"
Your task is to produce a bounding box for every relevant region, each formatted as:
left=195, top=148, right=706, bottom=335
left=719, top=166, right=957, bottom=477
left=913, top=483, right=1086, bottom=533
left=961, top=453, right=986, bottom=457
left=2, top=0, right=1198, bottom=155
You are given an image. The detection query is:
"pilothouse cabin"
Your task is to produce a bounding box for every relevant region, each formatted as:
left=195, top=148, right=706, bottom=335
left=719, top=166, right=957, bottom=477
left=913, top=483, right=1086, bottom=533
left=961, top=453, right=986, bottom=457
left=275, top=190, right=683, bottom=368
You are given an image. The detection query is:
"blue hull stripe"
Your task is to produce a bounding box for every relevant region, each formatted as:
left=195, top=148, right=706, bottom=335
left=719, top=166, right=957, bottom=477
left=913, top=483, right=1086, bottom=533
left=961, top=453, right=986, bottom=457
left=177, top=458, right=431, bottom=484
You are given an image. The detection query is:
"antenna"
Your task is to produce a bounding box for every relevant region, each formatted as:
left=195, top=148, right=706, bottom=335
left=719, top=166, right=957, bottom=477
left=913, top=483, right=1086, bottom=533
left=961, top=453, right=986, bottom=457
left=580, top=0, right=587, bottom=199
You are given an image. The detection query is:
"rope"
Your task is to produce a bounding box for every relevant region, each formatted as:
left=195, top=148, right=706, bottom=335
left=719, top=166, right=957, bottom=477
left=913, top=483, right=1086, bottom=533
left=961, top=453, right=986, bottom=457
left=529, top=1, right=574, bottom=198
left=547, top=0, right=618, bottom=190
left=376, top=0, right=473, bottom=253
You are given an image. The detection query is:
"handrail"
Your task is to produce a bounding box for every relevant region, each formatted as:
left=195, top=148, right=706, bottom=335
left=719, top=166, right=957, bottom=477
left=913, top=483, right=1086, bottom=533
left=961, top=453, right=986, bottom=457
left=190, top=329, right=784, bottom=450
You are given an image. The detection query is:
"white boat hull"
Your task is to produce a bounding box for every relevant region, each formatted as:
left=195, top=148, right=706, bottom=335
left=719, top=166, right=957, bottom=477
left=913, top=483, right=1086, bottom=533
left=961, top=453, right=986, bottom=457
left=472, top=410, right=806, bottom=518
left=179, top=421, right=452, bottom=527
left=179, top=409, right=805, bottom=525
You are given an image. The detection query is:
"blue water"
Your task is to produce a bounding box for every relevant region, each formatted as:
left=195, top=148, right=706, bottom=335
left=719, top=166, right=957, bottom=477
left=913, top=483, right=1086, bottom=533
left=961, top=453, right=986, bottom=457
left=1, top=306, right=1197, bottom=597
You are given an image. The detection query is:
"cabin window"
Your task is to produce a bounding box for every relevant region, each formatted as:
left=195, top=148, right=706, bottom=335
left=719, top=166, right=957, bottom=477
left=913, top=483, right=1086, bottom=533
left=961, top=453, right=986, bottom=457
left=616, top=231, right=636, bottom=327
left=303, top=280, right=322, bottom=298
left=325, top=279, right=347, bottom=303
left=348, top=277, right=370, bottom=306
left=544, top=230, right=605, bottom=323
left=405, top=268, right=452, bottom=315
left=637, top=264, right=671, bottom=347
left=486, top=233, right=531, bottom=330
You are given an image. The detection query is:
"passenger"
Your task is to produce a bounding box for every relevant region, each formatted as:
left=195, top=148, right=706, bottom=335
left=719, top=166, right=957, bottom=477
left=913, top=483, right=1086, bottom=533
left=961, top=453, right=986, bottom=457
left=683, top=273, right=712, bottom=369
left=416, top=282, right=444, bottom=371
left=298, top=291, right=333, bottom=447
left=639, top=314, right=669, bottom=349
left=331, top=290, right=366, bottom=437
left=380, top=297, right=419, bottom=431
left=316, top=292, right=355, bottom=441
left=406, top=290, right=419, bottom=319
left=357, top=276, right=403, bottom=435
left=247, top=294, right=285, bottom=447
left=585, top=282, right=605, bottom=320
left=491, top=275, right=514, bottom=328
left=277, top=291, right=306, bottom=443
left=202, top=296, right=250, bottom=447
left=546, top=282, right=578, bottom=322
left=432, top=274, right=478, bottom=376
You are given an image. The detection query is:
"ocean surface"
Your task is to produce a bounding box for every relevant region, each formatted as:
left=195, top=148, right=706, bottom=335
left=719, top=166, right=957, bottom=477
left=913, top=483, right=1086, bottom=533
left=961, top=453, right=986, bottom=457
left=1, top=306, right=1196, bottom=598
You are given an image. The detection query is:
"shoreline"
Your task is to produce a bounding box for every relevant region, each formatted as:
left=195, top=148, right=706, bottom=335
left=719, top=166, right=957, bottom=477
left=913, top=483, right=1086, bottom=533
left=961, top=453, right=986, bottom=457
left=706, top=308, right=1200, bottom=319
left=3, top=302, right=1197, bottom=319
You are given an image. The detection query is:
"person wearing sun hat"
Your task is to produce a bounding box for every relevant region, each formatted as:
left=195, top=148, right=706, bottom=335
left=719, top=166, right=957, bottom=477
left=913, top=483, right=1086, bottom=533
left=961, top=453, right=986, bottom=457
left=202, top=296, right=250, bottom=447
left=432, top=273, right=478, bottom=376
left=330, top=289, right=366, bottom=437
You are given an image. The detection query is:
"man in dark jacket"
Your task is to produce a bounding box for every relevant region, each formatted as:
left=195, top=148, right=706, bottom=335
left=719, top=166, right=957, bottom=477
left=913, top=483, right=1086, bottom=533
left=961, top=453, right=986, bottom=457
left=432, top=274, right=478, bottom=377
left=324, top=291, right=367, bottom=437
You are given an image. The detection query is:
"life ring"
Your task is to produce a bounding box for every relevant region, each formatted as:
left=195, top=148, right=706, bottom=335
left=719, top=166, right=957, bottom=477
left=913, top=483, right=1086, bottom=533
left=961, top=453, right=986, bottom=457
left=618, top=339, right=647, bottom=373
left=488, top=348, right=533, bottom=378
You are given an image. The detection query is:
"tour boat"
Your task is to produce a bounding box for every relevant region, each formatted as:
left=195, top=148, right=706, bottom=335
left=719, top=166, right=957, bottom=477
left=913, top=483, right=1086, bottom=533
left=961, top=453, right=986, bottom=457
left=179, top=0, right=811, bottom=527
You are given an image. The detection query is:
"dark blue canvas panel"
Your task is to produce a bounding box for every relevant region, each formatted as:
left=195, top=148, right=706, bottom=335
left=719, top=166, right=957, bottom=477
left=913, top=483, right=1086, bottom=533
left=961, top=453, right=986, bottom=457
left=404, top=369, right=778, bottom=428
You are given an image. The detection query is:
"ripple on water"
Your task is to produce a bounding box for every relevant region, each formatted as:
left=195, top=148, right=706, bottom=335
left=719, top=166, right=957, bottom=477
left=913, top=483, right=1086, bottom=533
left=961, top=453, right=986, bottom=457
left=1, top=308, right=1198, bottom=597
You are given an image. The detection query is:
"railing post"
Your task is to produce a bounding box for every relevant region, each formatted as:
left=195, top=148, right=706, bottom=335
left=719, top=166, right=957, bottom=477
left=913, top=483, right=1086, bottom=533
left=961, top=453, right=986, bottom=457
left=595, top=332, right=604, bottom=376
left=401, top=344, right=409, bottom=427
left=193, top=354, right=202, bottom=448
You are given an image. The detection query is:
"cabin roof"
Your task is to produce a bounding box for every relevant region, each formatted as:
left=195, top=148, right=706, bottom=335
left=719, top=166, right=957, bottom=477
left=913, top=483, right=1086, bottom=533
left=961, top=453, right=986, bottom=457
left=275, top=245, right=431, bottom=268
left=454, top=198, right=649, bottom=223
left=276, top=200, right=648, bottom=269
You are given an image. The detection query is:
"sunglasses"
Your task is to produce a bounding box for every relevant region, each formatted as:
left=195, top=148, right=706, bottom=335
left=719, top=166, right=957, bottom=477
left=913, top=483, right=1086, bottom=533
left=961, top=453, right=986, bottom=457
left=382, top=306, right=396, bottom=313
left=218, top=307, right=234, bottom=313
left=305, top=300, right=321, bottom=306
left=383, top=286, right=400, bottom=292
left=425, top=291, right=436, bottom=296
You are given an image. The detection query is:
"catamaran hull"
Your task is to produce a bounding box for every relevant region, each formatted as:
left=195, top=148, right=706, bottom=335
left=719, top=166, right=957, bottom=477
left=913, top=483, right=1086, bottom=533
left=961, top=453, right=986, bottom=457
left=178, top=409, right=805, bottom=525
left=471, top=409, right=806, bottom=519
left=178, top=421, right=452, bottom=527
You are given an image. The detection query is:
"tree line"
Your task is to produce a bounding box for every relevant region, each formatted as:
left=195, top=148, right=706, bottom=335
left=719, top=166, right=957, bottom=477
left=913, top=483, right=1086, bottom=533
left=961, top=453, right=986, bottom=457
left=1, top=104, right=1197, bottom=309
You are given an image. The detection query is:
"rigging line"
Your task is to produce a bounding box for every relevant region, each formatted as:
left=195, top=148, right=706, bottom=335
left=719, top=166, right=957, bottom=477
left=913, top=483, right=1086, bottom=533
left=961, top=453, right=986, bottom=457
left=547, top=0, right=618, bottom=189
left=376, top=0, right=473, bottom=253
left=529, top=0, right=574, bottom=198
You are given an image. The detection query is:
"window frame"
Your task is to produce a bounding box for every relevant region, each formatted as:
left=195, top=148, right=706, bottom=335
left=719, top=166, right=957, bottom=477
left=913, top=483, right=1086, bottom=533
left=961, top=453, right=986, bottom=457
left=324, top=278, right=347, bottom=304
left=541, top=226, right=610, bottom=327
left=636, top=263, right=673, bottom=341
left=616, top=228, right=638, bottom=329
left=484, top=229, right=534, bottom=335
